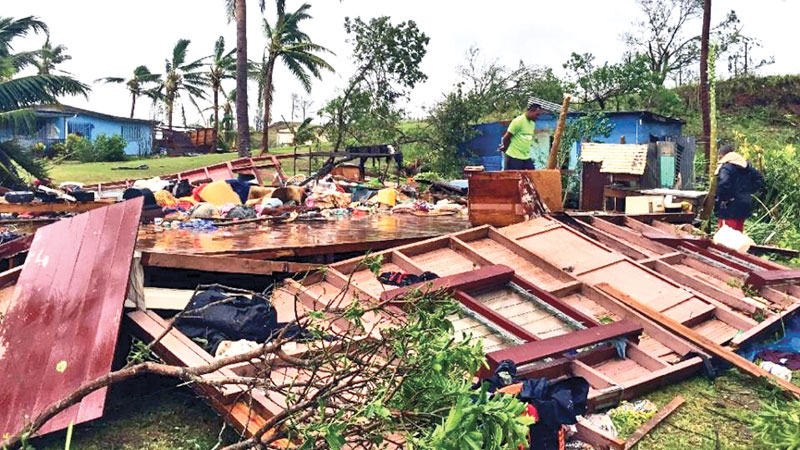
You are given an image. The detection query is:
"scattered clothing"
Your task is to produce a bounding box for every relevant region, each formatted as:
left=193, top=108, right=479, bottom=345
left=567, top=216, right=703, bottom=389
left=225, top=205, right=257, bottom=220
left=199, top=180, right=242, bottom=206
left=122, top=188, right=159, bottom=210
left=378, top=271, right=439, bottom=287
left=0, top=231, right=23, bottom=244
left=757, top=350, right=800, bottom=370
left=225, top=179, right=252, bottom=204
left=175, top=286, right=278, bottom=354
left=717, top=218, right=745, bottom=233
left=714, top=151, right=763, bottom=220
left=154, top=190, right=179, bottom=208
left=132, top=176, right=170, bottom=193
left=214, top=339, right=261, bottom=359
left=173, top=179, right=192, bottom=198
left=190, top=202, right=220, bottom=219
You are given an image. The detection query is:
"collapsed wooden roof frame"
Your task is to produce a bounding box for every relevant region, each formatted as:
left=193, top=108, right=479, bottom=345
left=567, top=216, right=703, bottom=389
left=123, top=210, right=800, bottom=441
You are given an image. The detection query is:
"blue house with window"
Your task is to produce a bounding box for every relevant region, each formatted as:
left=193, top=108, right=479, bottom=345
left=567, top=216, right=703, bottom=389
left=462, top=111, right=684, bottom=171
left=0, top=105, right=157, bottom=156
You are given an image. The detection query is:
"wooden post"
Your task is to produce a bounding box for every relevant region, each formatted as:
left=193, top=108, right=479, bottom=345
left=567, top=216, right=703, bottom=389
left=547, top=94, right=572, bottom=170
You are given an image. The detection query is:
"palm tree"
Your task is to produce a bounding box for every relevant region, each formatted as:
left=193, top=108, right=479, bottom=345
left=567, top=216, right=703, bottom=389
left=0, top=16, right=88, bottom=188
left=224, top=0, right=265, bottom=156
left=159, top=39, right=207, bottom=130
left=206, top=36, right=236, bottom=151
left=33, top=36, right=70, bottom=75
left=258, top=1, right=333, bottom=154
left=96, top=65, right=161, bottom=118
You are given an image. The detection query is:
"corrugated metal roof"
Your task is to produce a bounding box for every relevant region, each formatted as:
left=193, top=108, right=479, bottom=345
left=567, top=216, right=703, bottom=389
left=0, top=198, right=143, bottom=439
left=580, top=143, right=648, bottom=175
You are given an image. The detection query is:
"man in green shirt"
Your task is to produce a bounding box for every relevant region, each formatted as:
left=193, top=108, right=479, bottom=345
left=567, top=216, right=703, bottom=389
left=498, top=100, right=542, bottom=170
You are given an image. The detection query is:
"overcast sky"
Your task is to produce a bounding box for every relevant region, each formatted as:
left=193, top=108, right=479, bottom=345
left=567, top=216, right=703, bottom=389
left=6, top=0, right=799, bottom=126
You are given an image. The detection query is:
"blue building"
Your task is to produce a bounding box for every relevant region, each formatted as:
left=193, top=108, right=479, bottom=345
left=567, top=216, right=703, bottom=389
left=463, top=111, right=684, bottom=171
left=0, top=105, right=157, bottom=156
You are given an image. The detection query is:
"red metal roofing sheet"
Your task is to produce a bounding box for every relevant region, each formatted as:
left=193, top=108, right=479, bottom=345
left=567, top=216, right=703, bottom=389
left=0, top=198, right=143, bottom=439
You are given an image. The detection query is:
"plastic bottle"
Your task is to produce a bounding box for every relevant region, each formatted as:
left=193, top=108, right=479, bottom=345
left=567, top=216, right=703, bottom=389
left=760, top=361, right=792, bottom=381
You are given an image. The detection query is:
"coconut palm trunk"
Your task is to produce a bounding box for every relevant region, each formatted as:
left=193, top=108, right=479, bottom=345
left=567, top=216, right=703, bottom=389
left=130, top=91, right=137, bottom=118
left=213, top=87, right=220, bottom=151
left=260, top=57, right=276, bottom=153
left=235, top=0, right=250, bottom=156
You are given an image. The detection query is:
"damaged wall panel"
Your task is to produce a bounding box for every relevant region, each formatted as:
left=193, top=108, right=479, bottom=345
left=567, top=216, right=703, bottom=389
left=0, top=198, right=143, bottom=439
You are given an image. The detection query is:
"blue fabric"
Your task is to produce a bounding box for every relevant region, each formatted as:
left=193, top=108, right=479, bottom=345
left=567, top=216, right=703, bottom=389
left=738, top=313, right=800, bottom=361
left=225, top=179, right=252, bottom=204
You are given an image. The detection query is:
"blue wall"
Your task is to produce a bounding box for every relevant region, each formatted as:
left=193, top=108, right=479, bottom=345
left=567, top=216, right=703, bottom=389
left=0, top=113, right=154, bottom=156
left=66, top=113, right=153, bottom=156
left=462, top=112, right=683, bottom=171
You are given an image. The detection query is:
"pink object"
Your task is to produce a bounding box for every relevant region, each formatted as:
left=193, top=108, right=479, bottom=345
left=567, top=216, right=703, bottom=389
left=0, top=198, right=143, bottom=438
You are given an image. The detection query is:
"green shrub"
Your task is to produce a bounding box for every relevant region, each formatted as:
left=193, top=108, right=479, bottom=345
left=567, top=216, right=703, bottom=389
left=66, top=133, right=95, bottom=162
left=93, top=134, right=127, bottom=162
left=750, top=401, right=800, bottom=449
left=68, top=133, right=128, bottom=162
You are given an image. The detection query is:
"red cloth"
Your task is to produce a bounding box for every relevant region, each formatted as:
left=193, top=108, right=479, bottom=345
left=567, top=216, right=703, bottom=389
left=718, top=218, right=745, bottom=232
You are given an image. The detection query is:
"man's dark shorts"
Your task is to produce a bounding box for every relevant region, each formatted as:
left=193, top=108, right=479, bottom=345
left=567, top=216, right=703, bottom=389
left=505, top=155, right=535, bottom=170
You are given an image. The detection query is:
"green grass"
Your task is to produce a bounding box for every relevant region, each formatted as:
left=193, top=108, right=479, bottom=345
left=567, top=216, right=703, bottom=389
left=26, top=368, right=793, bottom=449
left=32, top=374, right=238, bottom=450
left=46, top=147, right=298, bottom=185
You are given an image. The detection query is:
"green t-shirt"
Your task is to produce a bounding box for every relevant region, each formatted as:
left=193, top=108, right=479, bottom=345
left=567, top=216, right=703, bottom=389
left=505, top=114, right=535, bottom=161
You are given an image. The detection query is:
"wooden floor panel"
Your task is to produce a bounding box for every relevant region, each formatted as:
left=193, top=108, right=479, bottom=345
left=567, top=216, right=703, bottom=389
left=474, top=288, right=573, bottom=339
left=673, top=263, right=745, bottom=297
left=410, top=248, right=477, bottom=276
left=593, top=358, right=652, bottom=384
left=559, top=293, right=620, bottom=323
left=580, top=261, right=689, bottom=306
left=349, top=264, right=401, bottom=297
left=468, top=238, right=565, bottom=290
left=448, top=314, right=512, bottom=352
left=637, top=335, right=679, bottom=362
left=693, top=319, right=740, bottom=345
left=516, top=228, right=620, bottom=274
left=304, top=281, right=356, bottom=308
left=662, top=298, right=716, bottom=324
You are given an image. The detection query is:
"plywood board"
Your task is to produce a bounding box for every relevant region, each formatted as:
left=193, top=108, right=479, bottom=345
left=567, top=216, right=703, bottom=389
left=0, top=198, right=143, bottom=439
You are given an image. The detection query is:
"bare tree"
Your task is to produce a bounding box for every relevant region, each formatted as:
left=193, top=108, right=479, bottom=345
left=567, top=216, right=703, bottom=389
left=623, top=0, right=740, bottom=86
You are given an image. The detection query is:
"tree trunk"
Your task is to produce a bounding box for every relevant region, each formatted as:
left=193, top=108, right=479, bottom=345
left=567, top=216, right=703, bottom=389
left=260, top=58, right=276, bottom=154
left=167, top=98, right=174, bottom=130
left=212, top=87, right=219, bottom=152
left=235, top=0, right=250, bottom=156
left=130, top=92, right=136, bottom=118
left=699, top=0, right=712, bottom=162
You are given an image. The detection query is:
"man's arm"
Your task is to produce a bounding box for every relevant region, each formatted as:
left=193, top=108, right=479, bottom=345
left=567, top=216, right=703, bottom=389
left=498, top=131, right=512, bottom=152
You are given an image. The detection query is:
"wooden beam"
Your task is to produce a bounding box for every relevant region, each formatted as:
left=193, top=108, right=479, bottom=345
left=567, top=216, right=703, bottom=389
left=380, top=265, right=514, bottom=302
left=747, top=269, right=800, bottom=289
left=624, top=395, right=685, bottom=449
left=484, top=320, right=643, bottom=375
left=141, top=251, right=319, bottom=275
left=576, top=420, right=626, bottom=450
left=0, top=266, right=22, bottom=288
left=595, top=283, right=800, bottom=400
left=731, top=301, right=800, bottom=347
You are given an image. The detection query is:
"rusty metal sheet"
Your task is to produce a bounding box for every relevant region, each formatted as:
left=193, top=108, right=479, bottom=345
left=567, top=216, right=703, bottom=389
left=0, top=198, right=143, bottom=439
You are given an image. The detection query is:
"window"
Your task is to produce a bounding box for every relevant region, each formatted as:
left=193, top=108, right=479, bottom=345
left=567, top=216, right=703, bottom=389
left=121, top=125, right=144, bottom=141
left=67, top=122, right=93, bottom=139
